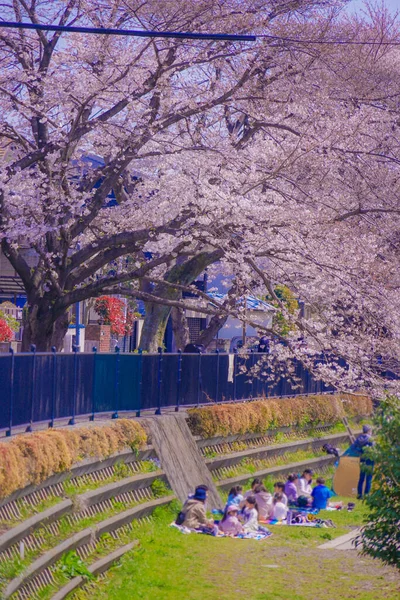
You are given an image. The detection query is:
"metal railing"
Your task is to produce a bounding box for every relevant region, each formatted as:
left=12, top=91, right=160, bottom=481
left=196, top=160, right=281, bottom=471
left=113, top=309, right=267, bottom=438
left=0, top=346, right=330, bottom=435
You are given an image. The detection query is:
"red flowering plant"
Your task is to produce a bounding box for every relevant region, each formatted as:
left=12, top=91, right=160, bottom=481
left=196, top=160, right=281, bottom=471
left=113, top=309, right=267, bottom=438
left=0, top=304, right=19, bottom=342
left=94, top=296, right=136, bottom=336
left=0, top=318, right=13, bottom=342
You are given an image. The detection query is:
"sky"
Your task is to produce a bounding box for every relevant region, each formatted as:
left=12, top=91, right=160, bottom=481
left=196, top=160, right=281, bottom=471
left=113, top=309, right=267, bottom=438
left=349, top=0, right=399, bottom=14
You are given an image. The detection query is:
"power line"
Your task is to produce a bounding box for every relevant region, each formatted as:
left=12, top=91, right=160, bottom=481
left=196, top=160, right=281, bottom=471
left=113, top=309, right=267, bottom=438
left=0, top=20, right=399, bottom=47
left=0, top=20, right=256, bottom=42
left=259, top=32, right=400, bottom=46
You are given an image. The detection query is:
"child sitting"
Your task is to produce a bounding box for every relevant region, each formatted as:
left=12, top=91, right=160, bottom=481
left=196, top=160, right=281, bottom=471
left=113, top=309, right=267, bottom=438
left=241, top=495, right=259, bottom=532
left=271, top=493, right=288, bottom=521
left=311, top=477, right=334, bottom=510
left=284, top=473, right=298, bottom=504
left=219, top=505, right=244, bottom=536
left=273, top=482, right=288, bottom=505
left=253, top=484, right=273, bottom=520
left=227, top=485, right=244, bottom=507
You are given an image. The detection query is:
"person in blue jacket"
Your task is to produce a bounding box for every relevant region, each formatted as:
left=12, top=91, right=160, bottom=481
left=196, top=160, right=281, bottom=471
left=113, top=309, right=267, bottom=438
left=311, top=477, right=334, bottom=509
left=351, top=425, right=374, bottom=499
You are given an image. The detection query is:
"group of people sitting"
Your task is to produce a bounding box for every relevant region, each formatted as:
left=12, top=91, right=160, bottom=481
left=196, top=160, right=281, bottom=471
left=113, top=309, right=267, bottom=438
left=220, top=470, right=333, bottom=529
left=177, top=468, right=334, bottom=537
left=177, top=484, right=270, bottom=537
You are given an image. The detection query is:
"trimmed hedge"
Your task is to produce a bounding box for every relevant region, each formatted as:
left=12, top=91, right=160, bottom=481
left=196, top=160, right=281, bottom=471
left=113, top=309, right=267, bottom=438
left=0, top=419, right=147, bottom=500
left=187, top=394, right=373, bottom=439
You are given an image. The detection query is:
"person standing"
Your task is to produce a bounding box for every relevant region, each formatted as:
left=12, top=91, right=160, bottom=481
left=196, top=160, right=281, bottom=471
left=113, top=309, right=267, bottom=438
left=353, top=425, right=374, bottom=499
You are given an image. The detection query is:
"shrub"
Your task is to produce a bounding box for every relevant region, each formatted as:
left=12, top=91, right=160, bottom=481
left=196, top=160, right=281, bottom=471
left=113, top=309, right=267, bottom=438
left=0, top=419, right=147, bottom=500
left=358, top=396, right=400, bottom=569
left=187, top=393, right=372, bottom=438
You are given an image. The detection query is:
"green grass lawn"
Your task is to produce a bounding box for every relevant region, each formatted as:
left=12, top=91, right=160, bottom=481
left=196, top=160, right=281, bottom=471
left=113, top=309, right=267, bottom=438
left=72, top=500, right=400, bottom=600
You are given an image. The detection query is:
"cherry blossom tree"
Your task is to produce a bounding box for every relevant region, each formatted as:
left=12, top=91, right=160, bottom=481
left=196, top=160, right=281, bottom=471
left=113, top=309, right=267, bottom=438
left=0, top=0, right=350, bottom=351
left=130, top=2, right=400, bottom=390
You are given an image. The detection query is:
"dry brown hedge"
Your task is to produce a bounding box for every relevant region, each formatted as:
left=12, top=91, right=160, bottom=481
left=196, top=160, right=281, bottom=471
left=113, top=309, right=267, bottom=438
left=187, top=393, right=373, bottom=438
left=0, top=419, right=147, bottom=500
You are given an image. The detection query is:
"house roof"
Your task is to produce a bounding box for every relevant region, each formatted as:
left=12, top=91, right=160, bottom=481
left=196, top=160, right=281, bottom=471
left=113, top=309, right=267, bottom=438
left=207, top=292, right=275, bottom=312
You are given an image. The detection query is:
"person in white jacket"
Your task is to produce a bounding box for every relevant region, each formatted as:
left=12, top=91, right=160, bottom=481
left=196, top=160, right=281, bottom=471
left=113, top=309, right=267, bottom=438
left=241, top=496, right=259, bottom=532
left=272, top=493, right=288, bottom=521
left=296, top=469, right=314, bottom=498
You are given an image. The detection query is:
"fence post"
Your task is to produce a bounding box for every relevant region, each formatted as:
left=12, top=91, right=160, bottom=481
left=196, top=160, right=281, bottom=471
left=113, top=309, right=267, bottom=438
left=251, top=349, right=255, bottom=398
left=69, top=345, right=78, bottom=425
left=155, top=347, right=163, bottom=415
left=233, top=348, right=237, bottom=401
left=112, top=346, right=120, bottom=419
left=175, top=349, right=182, bottom=412
left=196, top=349, right=202, bottom=407
left=215, top=349, right=220, bottom=403
left=26, top=344, right=36, bottom=432
left=136, top=348, right=143, bottom=417
left=90, top=346, right=97, bottom=421
left=7, top=348, right=15, bottom=437
left=49, top=347, right=57, bottom=428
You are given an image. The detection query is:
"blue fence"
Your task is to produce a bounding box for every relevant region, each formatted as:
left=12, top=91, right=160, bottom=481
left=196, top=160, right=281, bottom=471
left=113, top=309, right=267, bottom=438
left=0, top=347, right=331, bottom=435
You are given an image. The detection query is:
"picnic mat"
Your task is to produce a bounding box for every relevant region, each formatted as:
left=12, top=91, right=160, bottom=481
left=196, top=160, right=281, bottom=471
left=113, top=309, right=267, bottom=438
left=170, top=523, right=273, bottom=540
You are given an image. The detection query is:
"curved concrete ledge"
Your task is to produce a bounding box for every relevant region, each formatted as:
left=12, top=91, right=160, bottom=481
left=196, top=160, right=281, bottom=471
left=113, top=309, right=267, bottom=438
left=3, top=495, right=175, bottom=599
left=4, top=529, right=93, bottom=599
left=195, top=428, right=294, bottom=447
left=216, top=455, right=336, bottom=490
left=0, top=499, right=73, bottom=554
left=78, top=470, right=167, bottom=509
left=51, top=541, right=139, bottom=600
left=95, top=495, right=175, bottom=538
left=0, top=445, right=156, bottom=508
left=0, top=471, right=166, bottom=555
left=194, top=419, right=366, bottom=448
left=206, top=432, right=351, bottom=471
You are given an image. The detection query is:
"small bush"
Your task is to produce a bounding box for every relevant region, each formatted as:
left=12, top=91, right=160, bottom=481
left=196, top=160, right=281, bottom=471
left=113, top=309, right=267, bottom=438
left=359, top=396, right=400, bottom=569
left=187, top=393, right=372, bottom=438
left=0, top=419, right=147, bottom=500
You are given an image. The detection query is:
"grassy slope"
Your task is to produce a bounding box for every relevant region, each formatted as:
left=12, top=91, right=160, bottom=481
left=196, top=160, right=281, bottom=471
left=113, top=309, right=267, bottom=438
left=73, top=501, right=400, bottom=600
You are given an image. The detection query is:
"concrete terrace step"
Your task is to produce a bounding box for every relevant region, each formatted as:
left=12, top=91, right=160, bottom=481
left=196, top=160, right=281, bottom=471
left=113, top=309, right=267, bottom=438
left=216, top=454, right=337, bottom=490
left=205, top=432, right=351, bottom=471
left=50, top=541, right=139, bottom=600
left=0, top=446, right=156, bottom=509
left=0, top=470, right=166, bottom=555
left=3, top=496, right=175, bottom=599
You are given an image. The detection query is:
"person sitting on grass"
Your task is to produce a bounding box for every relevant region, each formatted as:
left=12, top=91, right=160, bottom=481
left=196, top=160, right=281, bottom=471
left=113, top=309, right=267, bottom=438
left=296, top=469, right=314, bottom=498
left=240, top=495, right=260, bottom=532
left=243, top=478, right=262, bottom=500
left=253, top=484, right=273, bottom=520
left=311, top=477, right=334, bottom=510
left=284, top=473, right=298, bottom=504
left=227, top=485, right=244, bottom=507
left=273, top=482, right=288, bottom=505
left=219, top=505, right=244, bottom=536
left=271, top=493, right=288, bottom=521
left=181, top=486, right=218, bottom=535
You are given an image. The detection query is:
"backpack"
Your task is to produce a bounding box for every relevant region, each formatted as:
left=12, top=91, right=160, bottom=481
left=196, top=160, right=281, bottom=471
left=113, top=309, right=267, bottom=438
left=175, top=511, right=186, bottom=526
left=297, top=495, right=309, bottom=508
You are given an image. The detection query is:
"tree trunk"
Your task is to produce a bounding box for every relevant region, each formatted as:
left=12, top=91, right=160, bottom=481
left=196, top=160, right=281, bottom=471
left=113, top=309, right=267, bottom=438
left=170, top=306, right=190, bottom=351
left=196, top=313, right=228, bottom=349
left=139, top=250, right=221, bottom=352
left=22, top=302, right=69, bottom=352
left=139, top=302, right=172, bottom=353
